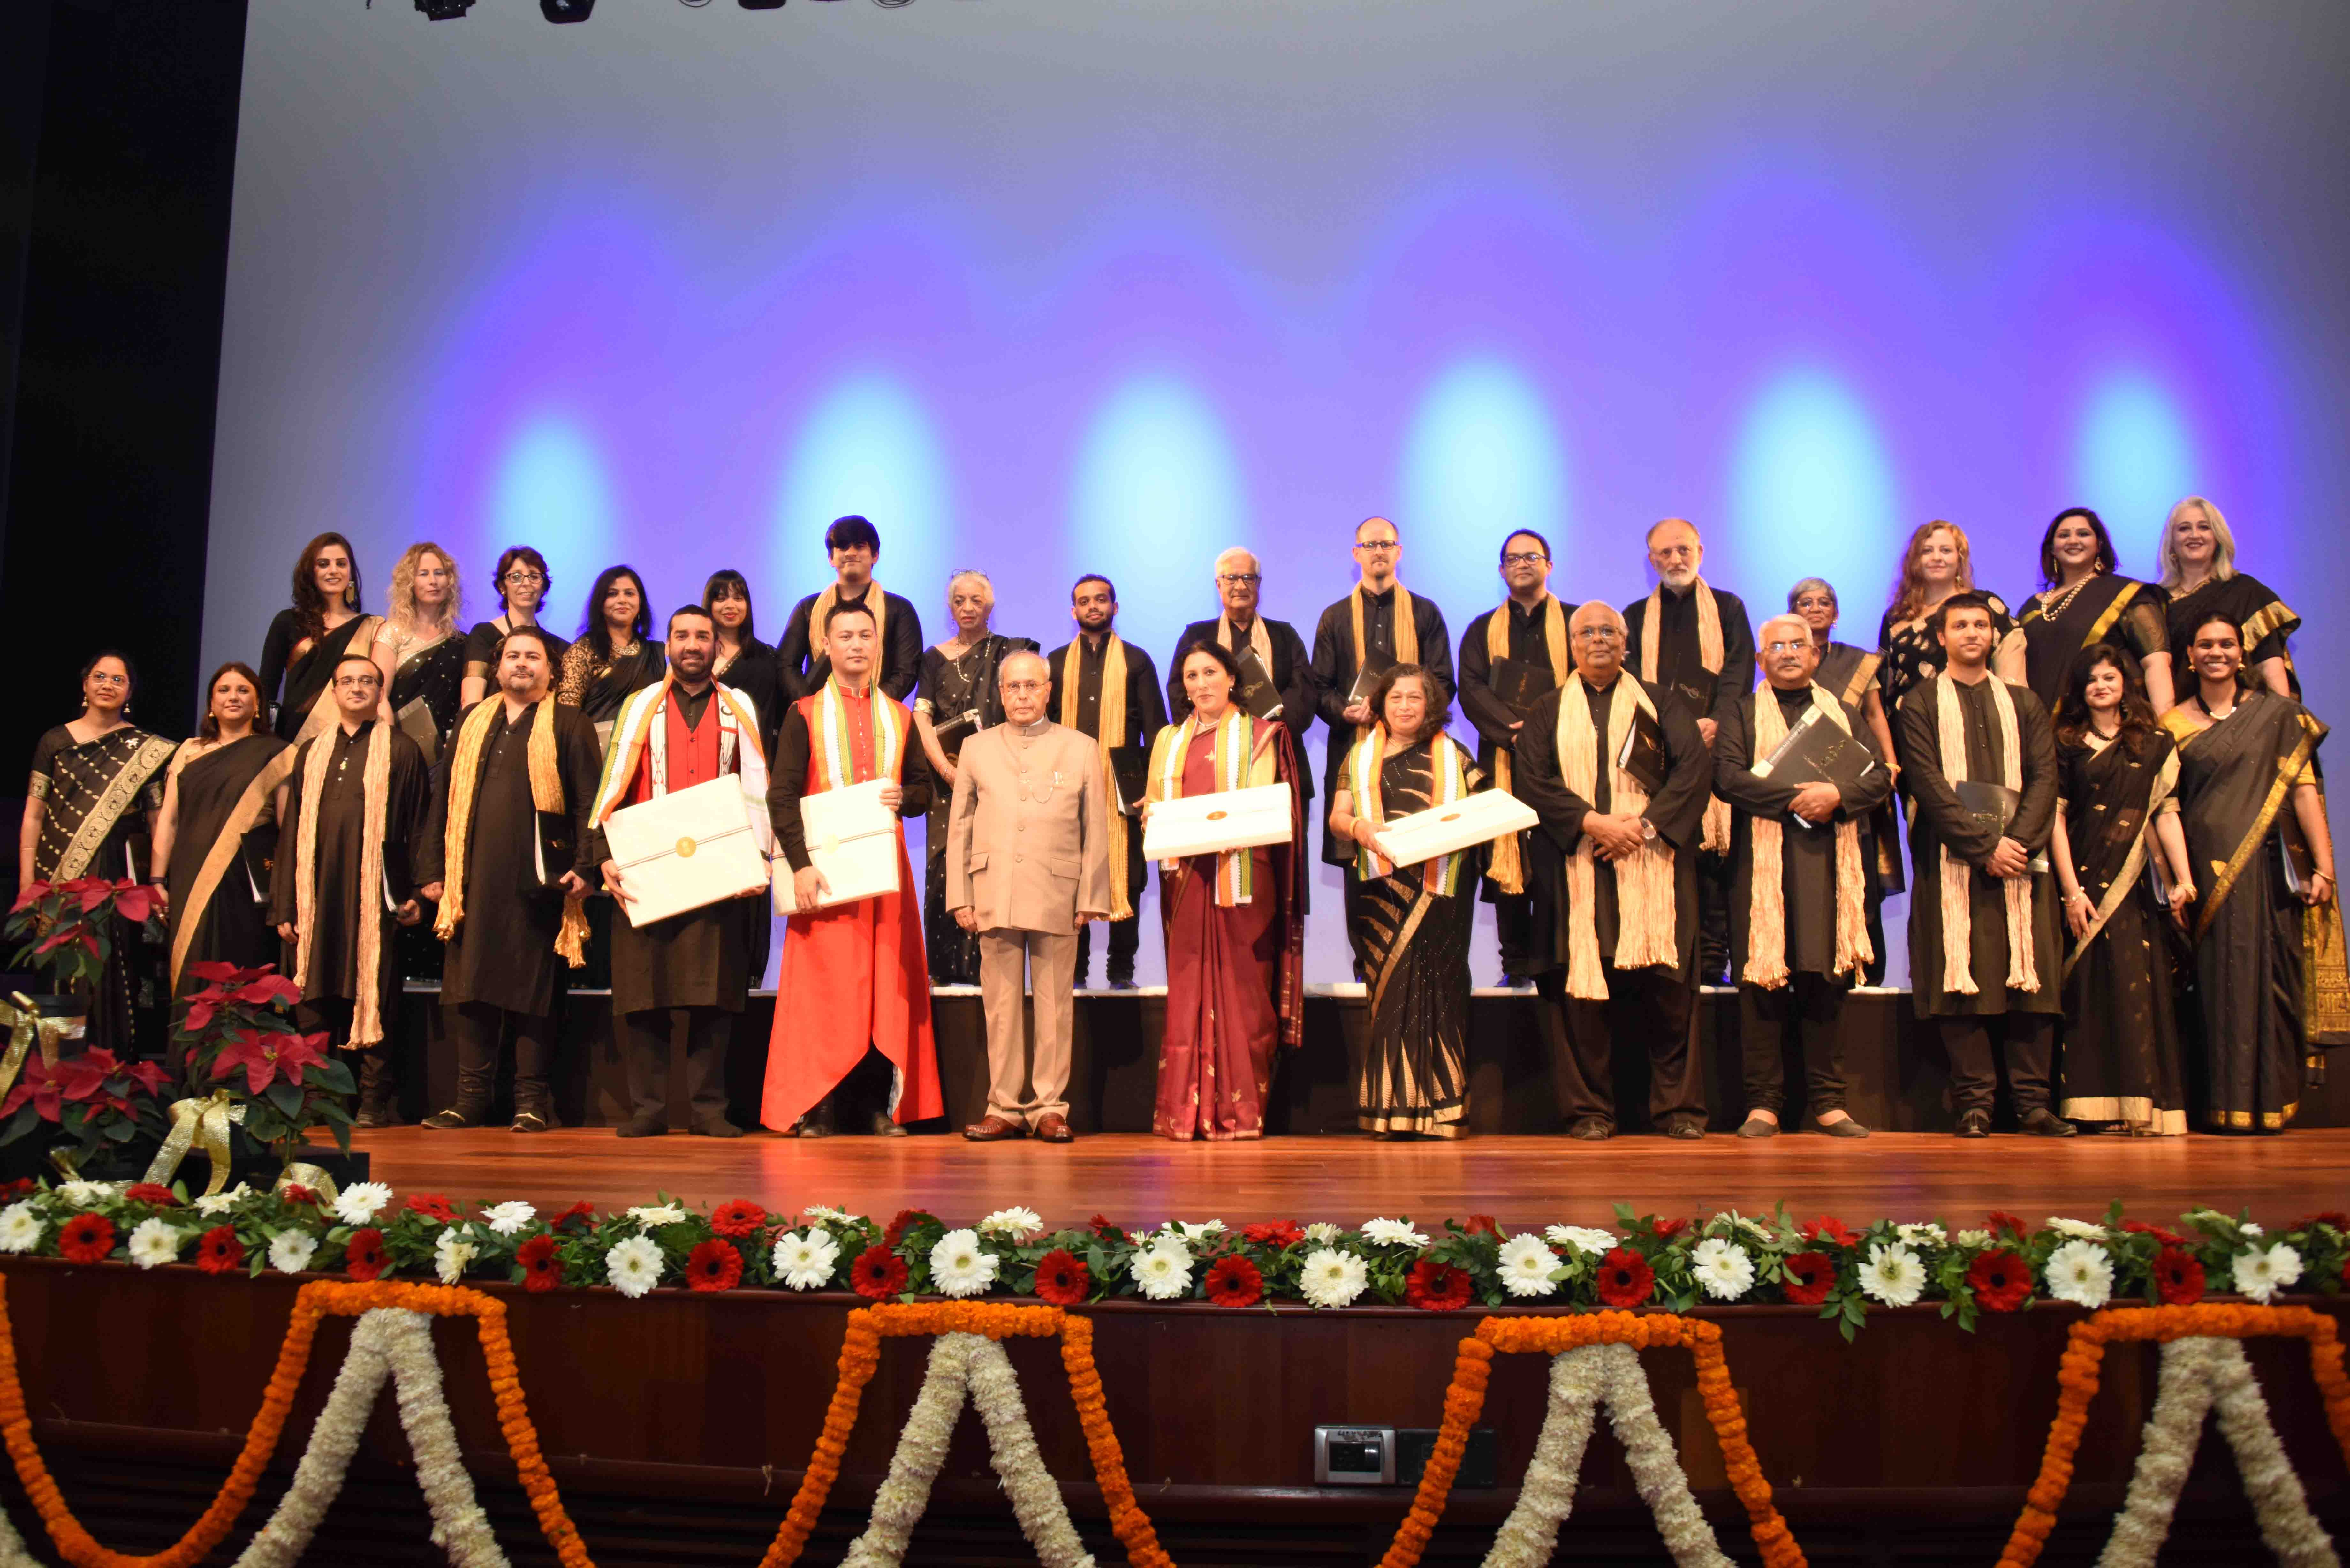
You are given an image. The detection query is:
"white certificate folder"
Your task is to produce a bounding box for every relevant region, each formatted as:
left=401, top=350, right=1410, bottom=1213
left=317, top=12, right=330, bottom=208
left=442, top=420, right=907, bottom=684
left=772, top=779, right=903, bottom=914
left=602, top=776, right=772, bottom=928
left=1374, top=790, right=1539, bottom=868
left=1141, top=782, right=1294, bottom=862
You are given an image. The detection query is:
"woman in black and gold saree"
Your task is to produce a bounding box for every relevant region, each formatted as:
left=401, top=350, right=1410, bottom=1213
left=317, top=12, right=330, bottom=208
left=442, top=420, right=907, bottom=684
left=258, top=531, right=382, bottom=743
left=152, top=664, right=295, bottom=1005
left=373, top=542, right=466, bottom=761
left=1327, top=666, right=1486, bottom=1139
left=2048, top=646, right=2193, bottom=1134
left=2159, top=496, right=2303, bottom=700
left=557, top=564, right=666, bottom=735
left=2164, top=611, right=2339, bottom=1130
left=2016, top=508, right=2173, bottom=714
left=17, top=653, right=175, bottom=1054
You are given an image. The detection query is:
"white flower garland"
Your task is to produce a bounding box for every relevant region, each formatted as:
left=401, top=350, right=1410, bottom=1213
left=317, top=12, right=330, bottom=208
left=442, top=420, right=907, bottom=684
left=843, top=1332, right=1095, bottom=1568
left=2098, top=1336, right=2338, bottom=1568
left=1480, top=1343, right=1733, bottom=1568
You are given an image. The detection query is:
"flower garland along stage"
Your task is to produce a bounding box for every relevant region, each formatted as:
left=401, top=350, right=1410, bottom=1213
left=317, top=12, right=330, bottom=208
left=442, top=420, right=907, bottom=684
left=2, top=1277, right=2349, bottom=1567
left=1, top=1178, right=2345, bottom=1324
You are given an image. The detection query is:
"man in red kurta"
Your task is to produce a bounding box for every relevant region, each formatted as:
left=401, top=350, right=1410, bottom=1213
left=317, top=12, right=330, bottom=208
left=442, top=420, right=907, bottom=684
left=762, top=600, right=944, bottom=1135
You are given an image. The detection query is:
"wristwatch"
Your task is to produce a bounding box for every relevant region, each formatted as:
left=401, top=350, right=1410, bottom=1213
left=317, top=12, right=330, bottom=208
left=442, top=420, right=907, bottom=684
left=1639, top=818, right=1657, bottom=842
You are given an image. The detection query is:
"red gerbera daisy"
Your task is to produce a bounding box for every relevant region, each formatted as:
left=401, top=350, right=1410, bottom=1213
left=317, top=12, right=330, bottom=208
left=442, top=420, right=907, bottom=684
left=850, top=1245, right=910, bottom=1300
left=685, top=1240, right=744, bottom=1293
left=1203, top=1255, right=1263, bottom=1308
left=344, top=1228, right=387, bottom=1281
left=515, top=1234, right=562, bottom=1293
left=1779, top=1251, right=1836, bottom=1306
left=1594, top=1247, right=1655, bottom=1308
left=195, top=1225, right=245, bottom=1275
left=278, top=1184, right=318, bottom=1207
left=1462, top=1214, right=1500, bottom=1238
left=2121, top=1219, right=2188, bottom=1246
left=1801, top=1216, right=1857, bottom=1248
left=1033, top=1248, right=1090, bottom=1306
left=0, top=1179, right=34, bottom=1200
left=551, top=1200, right=597, bottom=1231
left=1966, top=1248, right=2031, bottom=1312
left=1984, top=1210, right=2032, bottom=1241
left=710, top=1200, right=767, bottom=1239
left=1240, top=1220, right=1305, bottom=1248
left=57, top=1213, right=115, bottom=1263
left=2153, top=1246, right=2206, bottom=1306
left=1403, top=1259, right=1475, bottom=1312
left=403, top=1193, right=457, bottom=1223
left=2298, top=1211, right=2350, bottom=1233
left=881, top=1209, right=927, bottom=1249
left=1651, top=1217, right=1689, bottom=1241
left=124, top=1183, right=177, bottom=1206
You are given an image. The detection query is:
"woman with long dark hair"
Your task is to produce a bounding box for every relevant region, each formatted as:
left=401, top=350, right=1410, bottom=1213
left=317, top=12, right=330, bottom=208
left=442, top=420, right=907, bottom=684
left=461, top=546, right=567, bottom=708
left=705, top=568, right=782, bottom=744
left=2162, top=610, right=2340, bottom=1129
left=556, top=565, right=665, bottom=735
left=2017, top=507, right=2173, bottom=714
left=151, top=663, right=295, bottom=1001
left=258, top=532, right=380, bottom=742
left=2047, top=643, right=2193, bottom=1134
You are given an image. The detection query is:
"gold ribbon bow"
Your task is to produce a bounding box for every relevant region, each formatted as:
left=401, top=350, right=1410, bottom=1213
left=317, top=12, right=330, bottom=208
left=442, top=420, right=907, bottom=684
left=0, top=991, right=80, bottom=1107
left=274, top=1160, right=342, bottom=1205
left=142, top=1090, right=240, bottom=1197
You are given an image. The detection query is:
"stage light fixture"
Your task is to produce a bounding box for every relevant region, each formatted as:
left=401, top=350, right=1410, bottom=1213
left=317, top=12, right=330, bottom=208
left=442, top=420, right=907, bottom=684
left=541, top=0, right=594, bottom=19
left=414, top=0, right=472, bottom=17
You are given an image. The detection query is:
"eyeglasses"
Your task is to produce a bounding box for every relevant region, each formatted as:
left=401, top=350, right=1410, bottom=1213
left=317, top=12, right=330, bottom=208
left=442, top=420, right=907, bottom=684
left=1764, top=639, right=1811, bottom=655
left=1572, top=627, right=1623, bottom=643
left=1218, top=573, right=1262, bottom=585
left=1501, top=551, right=1549, bottom=566
left=503, top=569, right=544, bottom=585
left=999, top=679, right=1047, bottom=695
left=1353, top=540, right=1398, bottom=553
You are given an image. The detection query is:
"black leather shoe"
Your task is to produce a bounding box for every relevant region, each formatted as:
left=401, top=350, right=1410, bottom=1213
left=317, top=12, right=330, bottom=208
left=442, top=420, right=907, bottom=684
left=510, top=1111, right=550, bottom=1134
left=615, top=1115, right=666, bottom=1139
left=354, top=1105, right=401, bottom=1129
left=421, top=1107, right=481, bottom=1131
left=868, top=1111, right=907, bottom=1137
left=1955, top=1109, right=1992, bottom=1138
left=1107, top=976, right=1138, bottom=991
left=1566, top=1118, right=1613, bottom=1142
left=692, top=1117, right=745, bottom=1138
left=1736, top=1115, right=1778, bottom=1139
left=2020, top=1107, right=2077, bottom=1138
left=1662, top=1118, right=1707, bottom=1141
left=1809, top=1114, right=1871, bottom=1138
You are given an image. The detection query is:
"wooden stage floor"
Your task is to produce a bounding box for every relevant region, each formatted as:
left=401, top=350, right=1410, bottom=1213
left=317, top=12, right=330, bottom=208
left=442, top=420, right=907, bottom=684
left=344, top=1124, right=2350, bottom=1228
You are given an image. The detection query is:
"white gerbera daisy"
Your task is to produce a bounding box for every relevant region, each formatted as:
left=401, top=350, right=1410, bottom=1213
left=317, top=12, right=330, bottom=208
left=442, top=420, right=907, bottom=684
left=802, top=1203, right=853, bottom=1225
left=978, top=1206, right=1044, bottom=1239
left=1360, top=1218, right=1429, bottom=1248
left=269, top=1230, right=320, bottom=1276
left=2044, top=1240, right=2114, bottom=1308
left=2240, top=1222, right=2266, bottom=1239
left=1497, top=1234, right=1562, bottom=1299
left=1302, top=1222, right=1344, bottom=1244
left=2232, top=1242, right=2302, bottom=1305
left=1132, top=1243, right=1195, bottom=1301
left=333, top=1181, right=394, bottom=1226
left=481, top=1201, right=536, bottom=1237
left=1895, top=1222, right=1946, bottom=1247
left=605, top=1235, right=664, bottom=1299
left=1299, top=1248, right=1369, bottom=1309
left=1858, top=1242, right=1926, bottom=1308
left=1954, top=1229, right=1993, bottom=1250
left=2045, top=1216, right=2108, bottom=1240
left=1171, top=1219, right=1224, bottom=1242
left=626, top=1203, right=688, bottom=1229
left=0, top=1203, right=43, bottom=1255
left=771, top=1229, right=841, bottom=1291
left=1691, top=1237, right=1756, bottom=1302
left=1544, top=1225, right=1618, bottom=1257
left=194, top=1184, right=253, bottom=1217
left=433, top=1227, right=479, bottom=1285
left=57, top=1180, right=123, bottom=1208
left=127, top=1217, right=181, bottom=1270
left=929, top=1229, right=1000, bottom=1299
left=1731, top=1216, right=1774, bottom=1243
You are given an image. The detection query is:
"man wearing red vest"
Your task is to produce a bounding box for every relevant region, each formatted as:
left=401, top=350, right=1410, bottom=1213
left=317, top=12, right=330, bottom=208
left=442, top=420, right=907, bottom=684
left=590, top=606, right=772, bottom=1138
left=761, top=599, right=944, bottom=1136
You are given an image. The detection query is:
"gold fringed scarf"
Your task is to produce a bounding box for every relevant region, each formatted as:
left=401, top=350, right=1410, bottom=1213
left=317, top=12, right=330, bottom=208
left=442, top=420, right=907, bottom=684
left=292, top=721, right=392, bottom=1047
left=1742, top=685, right=1871, bottom=988
left=811, top=582, right=887, bottom=674
left=433, top=695, right=589, bottom=968
left=1347, top=583, right=1419, bottom=740
left=1556, top=678, right=1678, bottom=999
left=1932, top=674, right=2038, bottom=997
left=1216, top=612, right=1275, bottom=683
left=1058, top=635, right=1135, bottom=920
left=1641, top=579, right=1734, bottom=855
left=1483, top=595, right=1571, bottom=895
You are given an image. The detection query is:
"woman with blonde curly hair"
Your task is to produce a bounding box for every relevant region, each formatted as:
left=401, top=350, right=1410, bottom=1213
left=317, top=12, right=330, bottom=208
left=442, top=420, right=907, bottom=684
left=371, top=541, right=466, bottom=759
left=2158, top=495, right=2302, bottom=700
left=1874, top=520, right=2022, bottom=725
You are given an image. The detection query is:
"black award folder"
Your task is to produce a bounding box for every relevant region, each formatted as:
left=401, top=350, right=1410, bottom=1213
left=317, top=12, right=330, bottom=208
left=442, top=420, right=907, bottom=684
left=1488, top=656, right=1554, bottom=718
left=1233, top=647, right=1284, bottom=721
left=1952, top=780, right=2021, bottom=840
left=1345, top=651, right=1397, bottom=710
left=1617, top=707, right=1668, bottom=796
left=1757, top=707, right=1880, bottom=796
left=1108, top=746, right=1150, bottom=818
left=931, top=708, right=981, bottom=760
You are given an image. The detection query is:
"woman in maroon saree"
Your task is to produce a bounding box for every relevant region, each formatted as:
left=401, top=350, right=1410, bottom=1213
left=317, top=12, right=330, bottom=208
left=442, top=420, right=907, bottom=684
left=1145, top=639, right=1305, bottom=1140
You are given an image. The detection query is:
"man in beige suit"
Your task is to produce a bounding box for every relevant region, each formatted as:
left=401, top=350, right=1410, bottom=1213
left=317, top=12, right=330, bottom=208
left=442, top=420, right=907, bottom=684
left=947, top=650, right=1112, bottom=1142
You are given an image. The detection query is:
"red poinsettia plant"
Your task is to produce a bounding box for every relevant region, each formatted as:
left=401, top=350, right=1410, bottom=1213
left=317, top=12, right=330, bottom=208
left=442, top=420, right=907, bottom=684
left=5, top=877, right=158, bottom=995
left=174, top=962, right=355, bottom=1163
left=0, top=1045, right=172, bottom=1168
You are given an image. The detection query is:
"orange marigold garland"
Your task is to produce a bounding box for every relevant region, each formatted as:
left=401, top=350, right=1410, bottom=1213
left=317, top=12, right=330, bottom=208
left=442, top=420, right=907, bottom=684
left=1996, top=1302, right=2350, bottom=1568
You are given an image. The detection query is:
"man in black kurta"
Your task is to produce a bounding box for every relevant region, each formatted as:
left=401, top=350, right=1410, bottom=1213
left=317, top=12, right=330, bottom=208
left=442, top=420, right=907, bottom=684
left=776, top=515, right=924, bottom=703
left=415, top=629, right=601, bottom=1132
left=269, top=656, right=431, bottom=1126
left=1622, top=520, right=1756, bottom=987
left=1458, top=530, right=1571, bottom=986
left=1167, top=547, right=1321, bottom=804
left=1895, top=593, right=2071, bottom=1137
left=1715, top=615, right=1892, bottom=1137
left=1515, top=604, right=1713, bottom=1139
left=1047, top=574, right=1168, bottom=988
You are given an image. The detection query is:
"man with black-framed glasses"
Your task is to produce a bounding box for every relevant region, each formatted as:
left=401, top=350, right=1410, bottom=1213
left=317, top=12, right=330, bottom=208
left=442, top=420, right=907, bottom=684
left=1166, top=546, right=1320, bottom=809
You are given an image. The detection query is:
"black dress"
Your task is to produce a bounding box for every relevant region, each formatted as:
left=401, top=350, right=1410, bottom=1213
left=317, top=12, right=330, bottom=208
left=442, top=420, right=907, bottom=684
left=26, top=725, right=174, bottom=1053
left=1876, top=592, right=2019, bottom=735
left=2164, top=574, right=2302, bottom=699
left=162, top=735, right=292, bottom=998
left=715, top=636, right=785, bottom=749
left=915, top=635, right=1037, bottom=984
left=2019, top=575, right=2169, bottom=713
left=461, top=619, right=571, bottom=690
left=258, top=610, right=378, bottom=742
